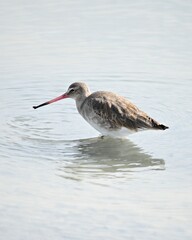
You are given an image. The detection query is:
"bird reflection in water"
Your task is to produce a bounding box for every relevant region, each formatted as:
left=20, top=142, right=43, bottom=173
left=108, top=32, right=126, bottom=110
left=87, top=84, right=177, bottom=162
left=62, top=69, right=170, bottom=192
left=57, top=137, right=165, bottom=181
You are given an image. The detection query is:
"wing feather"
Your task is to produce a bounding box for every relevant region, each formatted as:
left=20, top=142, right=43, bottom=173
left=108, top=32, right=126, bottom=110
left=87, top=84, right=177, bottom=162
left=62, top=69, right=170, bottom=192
left=84, top=91, right=160, bottom=131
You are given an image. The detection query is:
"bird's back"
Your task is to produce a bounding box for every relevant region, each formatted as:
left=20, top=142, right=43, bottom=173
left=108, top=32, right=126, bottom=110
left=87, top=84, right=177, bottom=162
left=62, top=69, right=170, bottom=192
left=79, top=91, right=168, bottom=133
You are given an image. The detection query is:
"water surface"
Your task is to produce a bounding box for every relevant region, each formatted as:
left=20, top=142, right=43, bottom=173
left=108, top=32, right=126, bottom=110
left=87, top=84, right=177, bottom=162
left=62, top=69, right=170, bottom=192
left=0, top=0, right=192, bottom=239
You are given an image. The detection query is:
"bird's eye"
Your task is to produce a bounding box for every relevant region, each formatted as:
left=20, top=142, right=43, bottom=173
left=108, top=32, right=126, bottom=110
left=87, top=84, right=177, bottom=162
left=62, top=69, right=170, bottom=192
left=69, top=88, right=75, bottom=93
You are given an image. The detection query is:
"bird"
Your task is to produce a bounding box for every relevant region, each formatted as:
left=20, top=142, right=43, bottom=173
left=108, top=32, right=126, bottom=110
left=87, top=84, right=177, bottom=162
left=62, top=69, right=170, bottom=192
left=33, top=82, right=168, bottom=137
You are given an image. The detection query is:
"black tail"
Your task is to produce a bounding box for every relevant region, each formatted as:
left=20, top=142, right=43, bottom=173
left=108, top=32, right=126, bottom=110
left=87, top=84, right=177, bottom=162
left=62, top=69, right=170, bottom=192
left=151, top=118, right=169, bottom=130
left=157, top=124, right=169, bottom=130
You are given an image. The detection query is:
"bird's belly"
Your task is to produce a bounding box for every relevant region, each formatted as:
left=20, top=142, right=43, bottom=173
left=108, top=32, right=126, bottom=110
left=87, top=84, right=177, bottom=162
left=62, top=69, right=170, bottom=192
left=96, top=125, right=134, bottom=138
left=83, top=115, right=134, bottom=138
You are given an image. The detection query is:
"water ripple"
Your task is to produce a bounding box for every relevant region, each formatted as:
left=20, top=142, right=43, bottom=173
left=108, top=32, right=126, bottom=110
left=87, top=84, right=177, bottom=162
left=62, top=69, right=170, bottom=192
left=57, top=137, right=165, bottom=181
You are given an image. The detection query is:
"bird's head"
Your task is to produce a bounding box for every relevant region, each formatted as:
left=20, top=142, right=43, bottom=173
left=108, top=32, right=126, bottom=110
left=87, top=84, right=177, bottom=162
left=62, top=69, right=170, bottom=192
left=33, top=82, right=90, bottom=109
left=65, top=82, right=91, bottom=100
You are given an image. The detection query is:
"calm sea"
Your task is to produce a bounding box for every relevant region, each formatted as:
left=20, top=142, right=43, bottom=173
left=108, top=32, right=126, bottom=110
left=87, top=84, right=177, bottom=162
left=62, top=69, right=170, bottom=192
left=0, top=0, right=192, bottom=239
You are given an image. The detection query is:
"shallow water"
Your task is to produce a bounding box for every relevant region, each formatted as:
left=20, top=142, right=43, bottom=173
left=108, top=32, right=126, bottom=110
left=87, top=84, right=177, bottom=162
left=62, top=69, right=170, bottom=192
left=0, top=0, right=192, bottom=239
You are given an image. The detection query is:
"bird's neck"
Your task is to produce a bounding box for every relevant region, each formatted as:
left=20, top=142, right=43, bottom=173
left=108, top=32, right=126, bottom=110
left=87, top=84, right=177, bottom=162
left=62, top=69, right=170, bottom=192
left=75, top=92, right=91, bottom=114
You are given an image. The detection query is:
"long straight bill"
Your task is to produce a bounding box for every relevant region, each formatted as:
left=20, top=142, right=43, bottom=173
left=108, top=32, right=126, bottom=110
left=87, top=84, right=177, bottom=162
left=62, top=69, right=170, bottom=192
left=33, top=94, right=68, bottom=109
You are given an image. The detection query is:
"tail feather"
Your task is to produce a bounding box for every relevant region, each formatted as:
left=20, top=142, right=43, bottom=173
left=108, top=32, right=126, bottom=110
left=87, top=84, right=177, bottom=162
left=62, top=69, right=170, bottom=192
left=157, top=124, right=169, bottom=130
left=151, top=118, right=169, bottom=130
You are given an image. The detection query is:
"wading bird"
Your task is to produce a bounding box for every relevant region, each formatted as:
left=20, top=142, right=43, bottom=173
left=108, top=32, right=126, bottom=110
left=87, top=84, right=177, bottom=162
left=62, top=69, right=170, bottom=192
left=33, top=82, right=168, bottom=137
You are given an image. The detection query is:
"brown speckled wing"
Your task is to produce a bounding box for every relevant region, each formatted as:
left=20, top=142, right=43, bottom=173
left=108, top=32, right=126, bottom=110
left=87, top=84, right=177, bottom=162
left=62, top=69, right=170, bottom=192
left=84, top=91, right=162, bottom=131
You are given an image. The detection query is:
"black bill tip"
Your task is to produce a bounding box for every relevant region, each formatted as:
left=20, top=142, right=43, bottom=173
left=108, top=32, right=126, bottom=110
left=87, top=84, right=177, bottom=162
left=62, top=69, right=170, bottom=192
left=32, top=102, right=49, bottom=109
